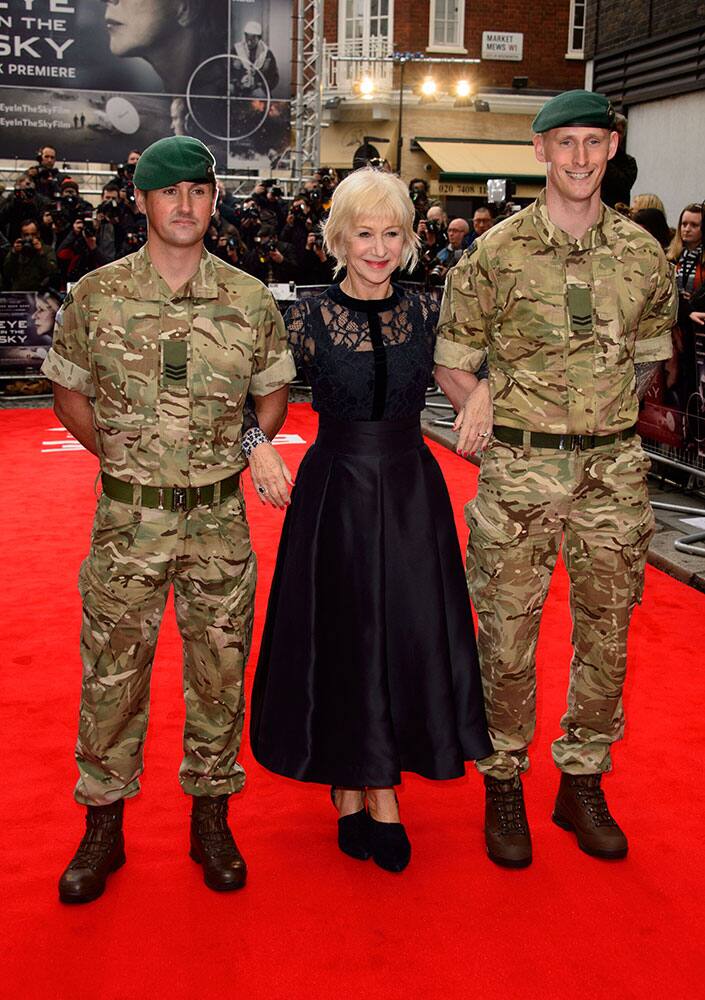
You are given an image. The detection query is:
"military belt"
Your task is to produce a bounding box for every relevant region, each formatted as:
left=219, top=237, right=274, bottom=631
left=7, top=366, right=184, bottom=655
left=101, top=472, right=240, bottom=512
left=492, top=425, right=636, bottom=452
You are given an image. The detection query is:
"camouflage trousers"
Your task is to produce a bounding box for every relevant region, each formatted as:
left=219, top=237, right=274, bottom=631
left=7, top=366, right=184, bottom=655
left=75, top=490, right=256, bottom=806
left=466, top=435, right=654, bottom=779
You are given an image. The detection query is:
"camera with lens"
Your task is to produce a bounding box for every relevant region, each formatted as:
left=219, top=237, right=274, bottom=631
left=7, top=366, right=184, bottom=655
left=292, top=203, right=308, bottom=221
left=82, top=216, right=96, bottom=238
left=14, top=186, right=35, bottom=202
left=426, top=219, right=444, bottom=235
left=125, top=226, right=146, bottom=248
left=21, top=236, right=37, bottom=254
left=98, top=198, right=121, bottom=223
left=428, top=263, right=448, bottom=286
left=227, top=235, right=240, bottom=249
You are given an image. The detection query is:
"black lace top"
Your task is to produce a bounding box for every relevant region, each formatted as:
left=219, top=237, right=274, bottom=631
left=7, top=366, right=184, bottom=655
left=286, top=283, right=440, bottom=421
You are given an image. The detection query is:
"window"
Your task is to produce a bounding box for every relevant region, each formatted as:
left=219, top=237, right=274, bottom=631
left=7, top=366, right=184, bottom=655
left=340, top=0, right=391, bottom=49
left=428, top=0, right=466, bottom=52
left=567, top=0, right=586, bottom=57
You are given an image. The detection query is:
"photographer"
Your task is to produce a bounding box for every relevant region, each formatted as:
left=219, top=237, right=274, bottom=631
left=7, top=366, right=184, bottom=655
left=215, top=231, right=248, bottom=268
left=468, top=204, right=496, bottom=248
left=0, top=175, right=50, bottom=240
left=251, top=179, right=287, bottom=231
left=409, top=205, right=448, bottom=286
left=281, top=196, right=314, bottom=257
left=56, top=215, right=109, bottom=284
left=34, top=145, right=63, bottom=200
left=55, top=179, right=93, bottom=227
left=119, top=224, right=148, bottom=259
left=424, top=217, right=469, bottom=286
left=242, top=224, right=297, bottom=284
left=2, top=218, right=59, bottom=291
left=408, top=178, right=431, bottom=226
left=233, top=198, right=263, bottom=251
left=300, top=229, right=334, bottom=286
left=94, top=183, right=129, bottom=262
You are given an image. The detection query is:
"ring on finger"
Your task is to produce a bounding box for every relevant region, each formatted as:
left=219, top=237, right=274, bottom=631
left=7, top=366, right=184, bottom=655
left=256, top=484, right=267, bottom=496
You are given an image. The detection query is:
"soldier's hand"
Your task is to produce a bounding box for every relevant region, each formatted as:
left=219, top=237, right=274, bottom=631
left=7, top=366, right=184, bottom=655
left=453, top=379, right=493, bottom=457
left=691, top=311, right=705, bottom=326
left=248, top=441, right=293, bottom=509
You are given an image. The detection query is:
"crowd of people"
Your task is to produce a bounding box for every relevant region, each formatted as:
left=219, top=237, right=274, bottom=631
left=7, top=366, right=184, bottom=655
left=0, top=143, right=516, bottom=300
left=1, top=142, right=703, bottom=417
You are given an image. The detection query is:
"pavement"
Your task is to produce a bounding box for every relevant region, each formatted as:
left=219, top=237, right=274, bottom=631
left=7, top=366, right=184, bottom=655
left=421, top=400, right=705, bottom=595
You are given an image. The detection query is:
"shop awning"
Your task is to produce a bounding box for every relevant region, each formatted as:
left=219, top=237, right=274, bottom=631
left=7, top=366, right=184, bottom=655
left=414, top=138, right=546, bottom=184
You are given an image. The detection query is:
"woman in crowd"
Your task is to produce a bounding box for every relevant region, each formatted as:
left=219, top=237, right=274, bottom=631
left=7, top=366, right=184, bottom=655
left=668, top=203, right=704, bottom=298
left=663, top=203, right=704, bottom=409
left=631, top=192, right=667, bottom=216
left=248, top=168, right=492, bottom=873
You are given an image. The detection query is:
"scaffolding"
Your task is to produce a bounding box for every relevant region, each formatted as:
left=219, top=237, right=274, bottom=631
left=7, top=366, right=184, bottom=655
left=293, top=0, right=323, bottom=178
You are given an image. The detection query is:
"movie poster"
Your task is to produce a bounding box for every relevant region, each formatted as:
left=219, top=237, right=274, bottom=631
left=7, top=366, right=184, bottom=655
left=0, top=290, right=57, bottom=367
left=0, top=0, right=291, bottom=169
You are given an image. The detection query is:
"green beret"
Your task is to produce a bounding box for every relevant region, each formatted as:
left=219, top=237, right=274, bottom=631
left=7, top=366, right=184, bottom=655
left=532, top=90, right=616, bottom=134
left=133, top=136, right=216, bottom=191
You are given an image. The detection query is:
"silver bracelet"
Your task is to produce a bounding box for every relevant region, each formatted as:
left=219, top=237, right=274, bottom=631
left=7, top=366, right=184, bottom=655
left=242, top=427, right=270, bottom=458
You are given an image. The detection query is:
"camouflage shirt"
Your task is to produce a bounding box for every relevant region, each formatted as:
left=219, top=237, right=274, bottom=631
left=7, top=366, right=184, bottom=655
left=435, top=190, right=677, bottom=434
left=42, top=245, right=295, bottom=486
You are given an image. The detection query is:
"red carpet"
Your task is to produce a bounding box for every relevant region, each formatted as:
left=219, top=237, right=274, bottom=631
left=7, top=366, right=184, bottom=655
left=2, top=403, right=703, bottom=999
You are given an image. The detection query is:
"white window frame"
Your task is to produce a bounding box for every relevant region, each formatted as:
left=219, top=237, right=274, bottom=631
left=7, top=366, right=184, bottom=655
left=337, top=0, right=394, bottom=51
left=427, top=0, right=468, bottom=55
left=566, top=0, right=586, bottom=59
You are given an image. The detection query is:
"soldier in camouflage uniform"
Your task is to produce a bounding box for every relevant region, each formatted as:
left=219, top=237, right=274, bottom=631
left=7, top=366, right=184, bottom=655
left=42, top=136, right=295, bottom=902
left=435, top=91, right=677, bottom=867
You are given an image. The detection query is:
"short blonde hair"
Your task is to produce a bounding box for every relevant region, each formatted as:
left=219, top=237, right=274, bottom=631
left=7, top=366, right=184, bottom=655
left=631, top=193, right=666, bottom=215
left=322, top=167, right=419, bottom=277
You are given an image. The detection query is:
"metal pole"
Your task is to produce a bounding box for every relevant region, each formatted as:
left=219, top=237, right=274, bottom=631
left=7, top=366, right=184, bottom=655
left=396, top=58, right=405, bottom=174
left=293, top=0, right=305, bottom=177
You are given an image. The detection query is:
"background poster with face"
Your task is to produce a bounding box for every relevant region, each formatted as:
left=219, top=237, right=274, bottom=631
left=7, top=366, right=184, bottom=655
left=0, top=291, right=60, bottom=368
left=0, top=0, right=291, bottom=168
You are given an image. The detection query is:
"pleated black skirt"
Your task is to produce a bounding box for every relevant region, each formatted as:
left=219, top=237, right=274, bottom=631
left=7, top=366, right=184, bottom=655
left=250, top=414, right=492, bottom=786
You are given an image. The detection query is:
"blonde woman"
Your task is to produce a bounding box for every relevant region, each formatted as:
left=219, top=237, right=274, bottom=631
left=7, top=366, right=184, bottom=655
left=249, top=168, right=492, bottom=872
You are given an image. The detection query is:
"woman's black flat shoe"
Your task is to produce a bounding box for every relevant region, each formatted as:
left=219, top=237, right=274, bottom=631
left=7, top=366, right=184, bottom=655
left=368, top=816, right=411, bottom=872
left=331, top=787, right=371, bottom=861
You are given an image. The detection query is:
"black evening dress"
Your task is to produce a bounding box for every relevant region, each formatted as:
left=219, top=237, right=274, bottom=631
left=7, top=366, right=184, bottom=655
left=250, top=284, right=492, bottom=786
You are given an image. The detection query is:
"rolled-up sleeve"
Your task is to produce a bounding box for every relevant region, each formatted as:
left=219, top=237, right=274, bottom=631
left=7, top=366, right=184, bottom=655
left=250, top=287, right=297, bottom=396
left=434, top=245, right=492, bottom=373
left=40, top=284, right=95, bottom=396
left=634, top=250, right=678, bottom=363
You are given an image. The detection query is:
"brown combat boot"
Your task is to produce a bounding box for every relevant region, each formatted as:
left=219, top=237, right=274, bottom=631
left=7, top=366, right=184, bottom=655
left=189, top=795, right=247, bottom=891
left=484, top=774, right=532, bottom=868
left=552, top=773, right=628, bottom=859
left=58, top=799, right=126, bottom=904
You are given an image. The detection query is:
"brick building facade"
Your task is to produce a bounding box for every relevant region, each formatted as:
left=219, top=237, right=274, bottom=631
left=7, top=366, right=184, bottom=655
left=320, top=1, right=586, bottom=197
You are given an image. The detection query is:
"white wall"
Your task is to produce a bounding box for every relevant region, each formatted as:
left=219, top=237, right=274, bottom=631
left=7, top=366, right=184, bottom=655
left=627, top=90, right=705, bottom=227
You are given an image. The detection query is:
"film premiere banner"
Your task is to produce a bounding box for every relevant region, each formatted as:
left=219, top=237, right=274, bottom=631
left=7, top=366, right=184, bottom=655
left=0, top=290, right=58, bottom=396
left=0, top=0, right=292, bottom=170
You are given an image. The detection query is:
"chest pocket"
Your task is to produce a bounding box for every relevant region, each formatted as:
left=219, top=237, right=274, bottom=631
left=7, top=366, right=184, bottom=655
left=91, top=305, right=159, bottom=429
left=494, top=258, right=567, bottom=373
left=190, top=305, right=253, bottom=439
left=592, top=256, right=637, bottom=372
